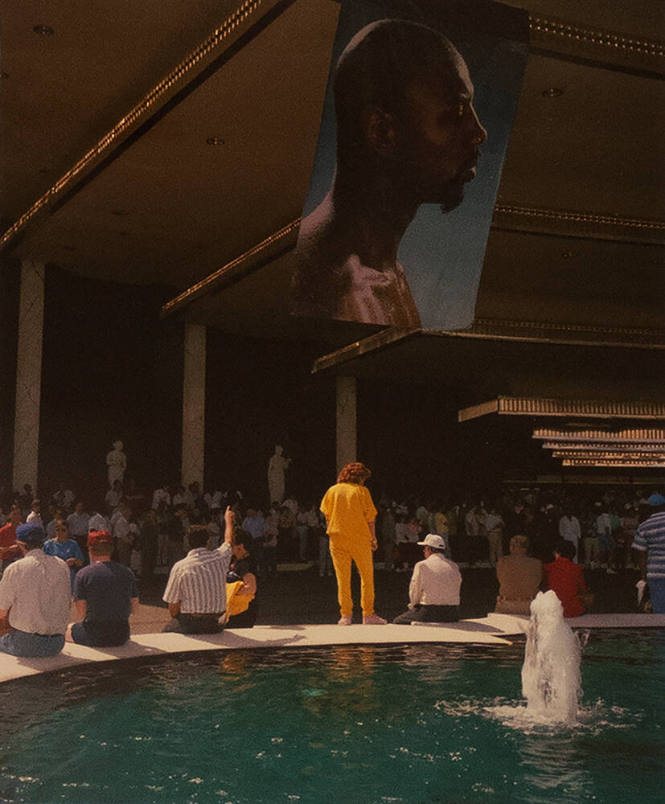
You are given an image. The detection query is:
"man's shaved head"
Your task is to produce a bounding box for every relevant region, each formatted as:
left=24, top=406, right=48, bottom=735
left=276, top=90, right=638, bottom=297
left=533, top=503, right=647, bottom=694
left=334, top=19, right=463, bottom=160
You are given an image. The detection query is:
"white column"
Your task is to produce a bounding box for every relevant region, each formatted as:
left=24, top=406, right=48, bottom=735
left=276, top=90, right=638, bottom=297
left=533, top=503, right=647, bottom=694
left=13, top=260, right=45, bottom=492
left=336, top=375, right=357, bottom=473
left=181, top=323, right=206, bottom=487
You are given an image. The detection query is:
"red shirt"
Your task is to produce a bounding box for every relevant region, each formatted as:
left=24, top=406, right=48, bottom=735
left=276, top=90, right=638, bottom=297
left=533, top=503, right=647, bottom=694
left=0, top=522, right=21, bottom=561
left=544, top=556, right=587, bottom=617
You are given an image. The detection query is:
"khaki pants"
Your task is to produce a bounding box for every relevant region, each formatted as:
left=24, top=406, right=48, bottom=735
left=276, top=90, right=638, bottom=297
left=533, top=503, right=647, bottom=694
left=494, top=597, right=532, bottom=615
left=487, top=530, right=503, bottom=566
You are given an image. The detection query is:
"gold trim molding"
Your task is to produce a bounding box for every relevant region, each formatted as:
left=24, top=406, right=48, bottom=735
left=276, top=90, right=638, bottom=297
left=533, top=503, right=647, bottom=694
left=533, top=427, right=665, bottom=443
left=529, top=15, right=664, bottom=60
left=161, top=218, right=300, bottom=318
left=459, top=396, right=665, bottom=422
left=492, top=205, right=665, bottom=244
left=473, top=318, right=665, bottom=347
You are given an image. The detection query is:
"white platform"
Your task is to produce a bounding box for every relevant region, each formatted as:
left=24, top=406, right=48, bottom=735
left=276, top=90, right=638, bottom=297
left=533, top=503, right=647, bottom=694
left=1, top=613, right=663, bottom=684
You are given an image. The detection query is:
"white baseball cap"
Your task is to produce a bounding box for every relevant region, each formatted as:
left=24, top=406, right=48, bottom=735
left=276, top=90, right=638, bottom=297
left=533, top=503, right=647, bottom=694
left=417, top=533, right=446, bottom=550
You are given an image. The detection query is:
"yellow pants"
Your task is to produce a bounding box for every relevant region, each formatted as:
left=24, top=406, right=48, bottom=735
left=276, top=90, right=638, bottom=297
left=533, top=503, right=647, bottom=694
left=329, top=538, right=375, bottom=617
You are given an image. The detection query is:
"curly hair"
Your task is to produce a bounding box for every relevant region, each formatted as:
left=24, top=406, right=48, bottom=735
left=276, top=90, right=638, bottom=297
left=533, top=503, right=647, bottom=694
left=337, top=462, right=372, bottom=484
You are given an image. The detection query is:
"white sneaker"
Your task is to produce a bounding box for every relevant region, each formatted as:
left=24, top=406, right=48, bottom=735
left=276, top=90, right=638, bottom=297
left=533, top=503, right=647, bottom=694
left=338, top=615, right=352, bottom=626
left=362, top=613, right=387, bottom=625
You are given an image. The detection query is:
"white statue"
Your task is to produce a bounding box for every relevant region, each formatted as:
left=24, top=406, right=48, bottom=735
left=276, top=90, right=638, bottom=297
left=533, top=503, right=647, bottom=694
left=106, top=440, right=127, bottom=488
left=267, top=444, right=291, bottom=504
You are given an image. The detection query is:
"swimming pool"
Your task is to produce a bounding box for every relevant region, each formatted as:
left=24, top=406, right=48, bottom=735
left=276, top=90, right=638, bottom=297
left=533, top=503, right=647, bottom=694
left=1, top=631, right=663, bottom=803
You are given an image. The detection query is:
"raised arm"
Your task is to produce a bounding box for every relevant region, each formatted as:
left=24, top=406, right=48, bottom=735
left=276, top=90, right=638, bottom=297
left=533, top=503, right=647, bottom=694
left=224, top=506, right=235, bottom=546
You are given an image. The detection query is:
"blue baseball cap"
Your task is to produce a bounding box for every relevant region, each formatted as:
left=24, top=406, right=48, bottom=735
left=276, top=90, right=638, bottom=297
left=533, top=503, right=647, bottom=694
left=15, top=523, right=46, bottom=545
left=647, top=493, right=665, bottom=506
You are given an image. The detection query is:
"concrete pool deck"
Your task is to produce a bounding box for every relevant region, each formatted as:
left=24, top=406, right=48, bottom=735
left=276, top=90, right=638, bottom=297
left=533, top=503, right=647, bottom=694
left=1, top=612, right=663, bottom=684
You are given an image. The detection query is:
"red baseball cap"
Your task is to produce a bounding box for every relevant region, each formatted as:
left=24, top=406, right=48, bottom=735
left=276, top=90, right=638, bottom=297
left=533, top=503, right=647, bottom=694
left=88, top=530, right=113, bottom=547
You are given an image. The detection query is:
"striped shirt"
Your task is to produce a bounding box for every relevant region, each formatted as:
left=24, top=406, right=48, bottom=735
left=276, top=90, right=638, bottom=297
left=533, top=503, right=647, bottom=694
left=633, top=511, right=665, bottom=579
left=163, top=544, right=232, bottom=614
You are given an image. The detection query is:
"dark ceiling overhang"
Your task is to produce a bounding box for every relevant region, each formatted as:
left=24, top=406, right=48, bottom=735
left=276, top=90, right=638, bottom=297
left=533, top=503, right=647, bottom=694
left=2, top=0, right=664, bottom=294
left=310, top=327, right=665, bottom=401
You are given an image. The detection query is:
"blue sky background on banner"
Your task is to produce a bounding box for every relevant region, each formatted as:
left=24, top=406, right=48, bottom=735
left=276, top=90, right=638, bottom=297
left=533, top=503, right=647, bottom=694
left=301, top=0, right=529, bottom=330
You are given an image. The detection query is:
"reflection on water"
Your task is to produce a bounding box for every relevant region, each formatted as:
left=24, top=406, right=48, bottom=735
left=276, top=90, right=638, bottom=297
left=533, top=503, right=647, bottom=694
left=0, top=635, right=662, bottom=803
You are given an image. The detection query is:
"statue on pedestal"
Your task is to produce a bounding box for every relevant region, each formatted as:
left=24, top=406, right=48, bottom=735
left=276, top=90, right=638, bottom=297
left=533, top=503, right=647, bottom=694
left=267, top=444, right=291, bottom=504
left=106, top=440, right=127, bottom=488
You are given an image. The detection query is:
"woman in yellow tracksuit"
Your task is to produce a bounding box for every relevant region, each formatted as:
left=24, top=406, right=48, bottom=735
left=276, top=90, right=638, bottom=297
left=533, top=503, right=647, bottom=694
left=320, top=462, right=386, bottom=625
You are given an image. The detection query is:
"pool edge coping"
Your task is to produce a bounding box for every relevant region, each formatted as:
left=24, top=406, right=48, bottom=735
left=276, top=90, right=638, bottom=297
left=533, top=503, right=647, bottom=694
left=1, top=613, right=664, bottom=684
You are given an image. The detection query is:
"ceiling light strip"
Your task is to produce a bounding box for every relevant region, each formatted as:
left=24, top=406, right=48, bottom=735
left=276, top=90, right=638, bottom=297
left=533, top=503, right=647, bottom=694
left=529, top=15, right=664, bottom=59
left=0, top=0, right=265, bottom=251
left=552, top=449, right=665, bottom=460
left=473, top=318, right=665, bottom=343
left=161, top=218, right=301, bottom=317
left=534, top=428, right=665, bottom=442
left=543, top=441, right=665, bottom=452
left=493, top=205, right=665, bottom=232
left=561, top=458, right=665, bottom=468
left=499, top=397, right=665, bottom=418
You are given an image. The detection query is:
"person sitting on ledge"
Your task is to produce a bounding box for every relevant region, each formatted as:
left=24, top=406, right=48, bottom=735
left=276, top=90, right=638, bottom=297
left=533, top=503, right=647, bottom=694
left=0, top=523, right=71, bottom=657
left=66, top=530, right=138, bottom=647
left=161, top=507, right=234, bottom=634
left=544, top=538, right=588, bottom=618
left=494, top=534, right=543, bottom=615
left=225, top=530, right=258, bottom=629
left=393, top=533, right=461, bottom=624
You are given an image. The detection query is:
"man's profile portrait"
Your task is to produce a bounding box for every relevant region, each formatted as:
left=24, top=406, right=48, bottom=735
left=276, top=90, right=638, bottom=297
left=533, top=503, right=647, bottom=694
left=290, top=18, right=487, bottom=328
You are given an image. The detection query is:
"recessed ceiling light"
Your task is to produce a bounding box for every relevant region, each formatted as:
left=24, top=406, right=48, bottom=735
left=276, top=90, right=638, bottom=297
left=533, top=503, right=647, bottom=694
left=206, top=136, right=225, bottom=146
left=542, top=87, right=563, bottom=98
left=33, top=24, right=55, bottom=36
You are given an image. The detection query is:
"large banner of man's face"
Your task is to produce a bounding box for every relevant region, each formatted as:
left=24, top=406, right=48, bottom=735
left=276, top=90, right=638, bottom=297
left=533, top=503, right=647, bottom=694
left=290, top=0, right=529, bottom=330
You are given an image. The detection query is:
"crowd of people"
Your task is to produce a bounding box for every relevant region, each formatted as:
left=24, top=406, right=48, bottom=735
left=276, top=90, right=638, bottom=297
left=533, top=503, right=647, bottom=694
left=0, top=472, right=663, bottom=658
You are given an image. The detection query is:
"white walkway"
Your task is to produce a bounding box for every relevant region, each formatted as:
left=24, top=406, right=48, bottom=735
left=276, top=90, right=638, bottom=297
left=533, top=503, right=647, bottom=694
left=1, top=613, right=663, bottom=684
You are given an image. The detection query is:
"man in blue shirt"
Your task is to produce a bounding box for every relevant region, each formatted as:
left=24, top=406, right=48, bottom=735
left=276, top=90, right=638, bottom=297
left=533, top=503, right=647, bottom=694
left=43, top=518, right=84, bottom=590
left=66, top=530, right=138, bottom=647
left=633, top=493, right=665, bottom=613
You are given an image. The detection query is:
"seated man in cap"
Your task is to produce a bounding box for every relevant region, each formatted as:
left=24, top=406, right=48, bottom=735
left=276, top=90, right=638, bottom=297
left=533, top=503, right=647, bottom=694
left=162, top=507, right=235, bottom=634
left=0, top=523, right=71, bottom=657
left=393, top=533, right=462, bottom=624
left=66, top=530, right=138, bottom=647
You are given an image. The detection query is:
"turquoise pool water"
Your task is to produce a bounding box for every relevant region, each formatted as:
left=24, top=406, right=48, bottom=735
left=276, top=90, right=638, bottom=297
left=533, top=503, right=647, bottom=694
left=0, top=631, right=663, bottom=803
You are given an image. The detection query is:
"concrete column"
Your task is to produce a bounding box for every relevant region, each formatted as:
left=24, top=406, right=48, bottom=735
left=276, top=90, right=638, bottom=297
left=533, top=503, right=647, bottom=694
left=13, top=259, right=45, bottom=492
left=181, top=323, right=206, bottom=487
left=336, top=375, right=357, bottom=473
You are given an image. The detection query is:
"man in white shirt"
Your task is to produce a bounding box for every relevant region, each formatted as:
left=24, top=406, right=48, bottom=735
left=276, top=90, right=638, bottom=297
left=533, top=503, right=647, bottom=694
left=151, top=484, right=171, bottom=510
left=0, top=523, right=71, bottom=656
left=111, top=503, right=133, bottom=566
left=393, top=534, right=462, bottom=624
left=67, top=501, right=90, bottom=553
left=26, top=499, right=43, bottom=526
left=162, top=507, right=235, bottom=634
left=558, top=509, right=581, bottom=562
